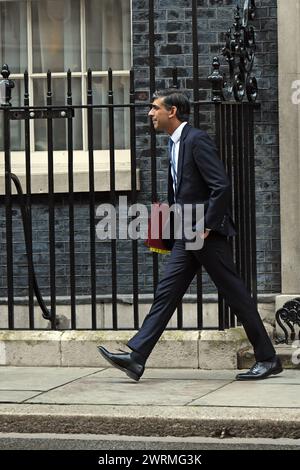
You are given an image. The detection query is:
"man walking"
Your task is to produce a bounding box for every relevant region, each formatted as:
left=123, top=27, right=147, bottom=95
left=98, top=89, right=282, bottom=381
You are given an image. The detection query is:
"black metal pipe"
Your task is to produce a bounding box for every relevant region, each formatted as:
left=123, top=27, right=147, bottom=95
left=196, top=276, right=203, bottom=329
left=10, top=173, right=53, bottom=322
left=192, top=0, right=200, bottom=129
left=221, top=104, right=230, bottom=328
left=238, top=104, right=246, bottom=283
left=46, top=71, right=56, bottom=329
left=192, top=1, right=204, bottom=329
left=23, top=70, right=34, bottom=328
left=4, top=107, right=14, bottom=327
left=130, top=69, right=139, bottom=329
left=243, top=103, right=251, bottom=292
left=67, top=69, right=76, bottom=329
left=87, top=69, right=97, bottom=329
left=177, top=303, right=183, bottom=329
left=225, top=104, right=236, bottom=328
left=108, top=68, right=118, bottom=329
left=149, top=0, right=159, bottom=292
left=248, top=105, right=258, bottom=303
left=172, top=67, right=178, bottom=88
left=236, top=104, right=244, bottom=280
left=215, top=103, right=225, bottom=330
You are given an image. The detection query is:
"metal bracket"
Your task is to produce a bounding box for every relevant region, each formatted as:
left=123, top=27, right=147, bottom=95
left=275, top=297, right=300, bottom=344
left=208, top=0, right=257, bottom=102
left=9, top=108, right=74, bottom=120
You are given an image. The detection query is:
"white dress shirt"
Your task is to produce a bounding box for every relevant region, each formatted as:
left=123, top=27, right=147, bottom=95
left=169, top=121, right=187, bottom=195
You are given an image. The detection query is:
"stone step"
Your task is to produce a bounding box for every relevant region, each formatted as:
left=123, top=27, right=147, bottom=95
left=238, top=344, right=300, bottom=369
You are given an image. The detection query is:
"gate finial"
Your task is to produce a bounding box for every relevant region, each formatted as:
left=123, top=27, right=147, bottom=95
left=0, top=64, right=15, bottom=107
left=207, top=57, right=225, bottom=102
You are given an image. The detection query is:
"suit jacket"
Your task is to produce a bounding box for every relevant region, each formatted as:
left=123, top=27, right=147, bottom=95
left=166, top=123, right=236, bottom=243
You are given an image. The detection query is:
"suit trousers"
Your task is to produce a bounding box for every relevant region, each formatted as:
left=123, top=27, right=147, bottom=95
left=127, top=232, right=276, bottom=363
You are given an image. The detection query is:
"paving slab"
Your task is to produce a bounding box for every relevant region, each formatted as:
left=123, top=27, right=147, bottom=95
left=0, top=391, right=41, bottom=403
left=0, top=367, right=101, bottom=391
left=26, top=374, right=230, bottom=406
left=94, top=367, right=236, bottom=381
left=235, top=369, right=300, bottom=385
left=191, top=382, right=300, bottom=407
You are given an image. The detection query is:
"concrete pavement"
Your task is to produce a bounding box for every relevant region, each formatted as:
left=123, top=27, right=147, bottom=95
left=0, top=365, right=299, bottom=446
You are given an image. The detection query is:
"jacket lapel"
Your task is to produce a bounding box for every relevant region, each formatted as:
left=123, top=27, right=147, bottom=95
left=175, top=123, right=191, bottom=197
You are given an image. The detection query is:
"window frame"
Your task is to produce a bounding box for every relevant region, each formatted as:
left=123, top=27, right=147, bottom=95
left=0, top=0, right=135, bottom=194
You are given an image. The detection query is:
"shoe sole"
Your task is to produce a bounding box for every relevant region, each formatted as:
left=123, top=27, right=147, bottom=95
left=236, top=366, right=283, bottom=381
left=97, top=347, right=140, bottom=382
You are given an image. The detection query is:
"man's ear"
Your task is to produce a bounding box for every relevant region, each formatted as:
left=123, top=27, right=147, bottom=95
left=168, top=105, right=177, bottom=119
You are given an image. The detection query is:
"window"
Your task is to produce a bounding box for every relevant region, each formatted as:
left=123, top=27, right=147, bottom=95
left=0, top=0, right=133, bottom=192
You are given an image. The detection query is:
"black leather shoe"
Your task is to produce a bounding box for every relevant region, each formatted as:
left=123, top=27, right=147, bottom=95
left=97, top=346, right=144, bottom=382
left=236, top=356, right=283, bottom=381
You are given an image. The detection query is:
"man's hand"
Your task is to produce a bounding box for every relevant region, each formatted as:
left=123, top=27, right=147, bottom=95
left=200, top=229, right=211, bottom=240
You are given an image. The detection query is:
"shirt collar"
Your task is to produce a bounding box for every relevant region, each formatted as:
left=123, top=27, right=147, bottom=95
left=170, top=121, right=187, bottom=145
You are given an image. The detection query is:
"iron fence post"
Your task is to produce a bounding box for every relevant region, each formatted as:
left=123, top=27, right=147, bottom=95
left=1, top=64, right=14, bottom=327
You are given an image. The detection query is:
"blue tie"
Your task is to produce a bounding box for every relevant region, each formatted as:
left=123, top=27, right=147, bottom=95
left=168, top=138, right=177, bottom=191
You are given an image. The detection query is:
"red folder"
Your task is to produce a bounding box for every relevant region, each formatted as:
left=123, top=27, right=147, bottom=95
left=145, top=202, right=171, bottom=254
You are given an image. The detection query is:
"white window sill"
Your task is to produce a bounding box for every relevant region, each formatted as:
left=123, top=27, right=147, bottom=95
left=0, top=150, right=140, bottom=194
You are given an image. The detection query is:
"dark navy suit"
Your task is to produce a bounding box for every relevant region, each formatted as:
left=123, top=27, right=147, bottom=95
left=128, top=124, right=275, bottom=362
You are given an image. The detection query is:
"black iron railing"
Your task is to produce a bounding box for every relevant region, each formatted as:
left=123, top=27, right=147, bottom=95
left=0, top=0, right=259, bottom=331
left=0, top=65, right=258, bottom=331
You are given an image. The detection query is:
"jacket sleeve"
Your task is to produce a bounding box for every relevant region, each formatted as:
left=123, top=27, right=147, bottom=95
left=192, top=131, right=231, bottom=231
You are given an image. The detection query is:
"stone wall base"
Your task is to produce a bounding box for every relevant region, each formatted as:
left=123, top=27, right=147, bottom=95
left=0, top=325, right=274, bottom=369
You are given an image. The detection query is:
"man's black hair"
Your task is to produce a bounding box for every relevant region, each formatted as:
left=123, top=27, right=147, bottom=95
left=152, top=89, right=190, bottom=122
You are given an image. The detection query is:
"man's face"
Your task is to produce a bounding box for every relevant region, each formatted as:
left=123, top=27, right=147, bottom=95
left=148, top=97, right=175, bottom=132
